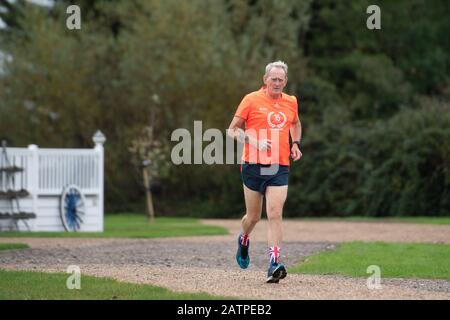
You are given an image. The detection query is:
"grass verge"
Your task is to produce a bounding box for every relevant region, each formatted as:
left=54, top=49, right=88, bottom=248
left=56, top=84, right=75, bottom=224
left=0, top=214, right=228, bottom=238
left=0, top=243, right=29, bottom=250
left=293, top=216, right=450, bottom=225
left=291, top=241, right=450, bottom=280
left=0, top=269, right=232, bottom=300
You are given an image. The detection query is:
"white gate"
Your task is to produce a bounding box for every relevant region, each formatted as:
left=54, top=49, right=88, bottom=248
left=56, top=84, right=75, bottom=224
left=0, top=131, right=106, bottom=232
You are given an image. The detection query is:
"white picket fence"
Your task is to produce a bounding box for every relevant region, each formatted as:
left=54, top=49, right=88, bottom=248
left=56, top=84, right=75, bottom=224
left=0, top=131, right=105, bottom=232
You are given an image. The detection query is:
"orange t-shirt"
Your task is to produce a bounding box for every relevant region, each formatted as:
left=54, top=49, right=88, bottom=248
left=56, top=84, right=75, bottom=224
left=234, top=87, right=299, bottom=166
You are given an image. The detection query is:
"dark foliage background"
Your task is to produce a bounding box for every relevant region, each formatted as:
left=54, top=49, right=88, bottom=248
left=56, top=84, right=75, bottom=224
left=0, top=0, right=448, bottom=217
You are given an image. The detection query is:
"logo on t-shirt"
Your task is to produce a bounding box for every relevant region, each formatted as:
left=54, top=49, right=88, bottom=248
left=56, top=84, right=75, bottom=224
left=267, top=111, right=287, bottom=129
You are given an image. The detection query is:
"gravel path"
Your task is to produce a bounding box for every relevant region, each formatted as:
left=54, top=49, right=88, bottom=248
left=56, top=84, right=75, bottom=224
left=201, top=219, right=450, bottom=243
left=1, top=220, right=450, bottom=300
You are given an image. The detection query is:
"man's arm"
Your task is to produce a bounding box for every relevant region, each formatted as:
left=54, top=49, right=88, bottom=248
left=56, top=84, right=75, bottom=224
left=227, top=116, right=248, bottom=143
left=227, top=116, right=271, bottom=151
left=290, top=118, right=302, bottom=161
left=290, top=118, right=302, bottom=143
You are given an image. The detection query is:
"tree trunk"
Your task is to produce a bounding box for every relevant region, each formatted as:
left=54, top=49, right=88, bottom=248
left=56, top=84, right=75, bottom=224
left=142, top=167, right=155, bottom=224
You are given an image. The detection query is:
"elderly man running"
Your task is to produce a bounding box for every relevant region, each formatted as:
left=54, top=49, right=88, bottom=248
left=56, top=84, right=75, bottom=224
left=228, top=61, right=302, bottom=283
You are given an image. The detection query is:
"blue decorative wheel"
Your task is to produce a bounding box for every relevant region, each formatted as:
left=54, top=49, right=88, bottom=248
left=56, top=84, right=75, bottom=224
left=60, top=184, right=85, bottom=232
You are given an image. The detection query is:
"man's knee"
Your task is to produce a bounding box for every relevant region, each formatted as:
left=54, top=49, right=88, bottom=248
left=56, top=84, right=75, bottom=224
left=267, top=207, right=283, bottom=221
left=245, top=213, right=261, bottom=224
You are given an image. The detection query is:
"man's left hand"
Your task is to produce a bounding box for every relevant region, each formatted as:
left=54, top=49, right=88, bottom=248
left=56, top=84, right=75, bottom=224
left=291, top=144, right=302, bottom=161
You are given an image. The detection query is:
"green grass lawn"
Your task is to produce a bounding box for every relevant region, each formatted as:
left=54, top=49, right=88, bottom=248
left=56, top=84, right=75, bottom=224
left=0, top=214, right=228, bottom=238
left=291, top=242, right=450, bottom=280
left=0, top=269, right=232, bottom=300
left=294, top=216, right=450, bottom=225
left=0, top=243, right=29, bottom=250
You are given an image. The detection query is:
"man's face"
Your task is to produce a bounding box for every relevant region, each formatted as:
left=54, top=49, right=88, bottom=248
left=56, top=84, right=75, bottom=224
left=263, top=67, right=288, bottom=97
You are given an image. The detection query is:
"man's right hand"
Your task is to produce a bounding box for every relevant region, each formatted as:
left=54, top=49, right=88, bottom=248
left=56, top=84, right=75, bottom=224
left=257, top=139, right=272, bottom=151
left=238, top=133, right=271, bottom=152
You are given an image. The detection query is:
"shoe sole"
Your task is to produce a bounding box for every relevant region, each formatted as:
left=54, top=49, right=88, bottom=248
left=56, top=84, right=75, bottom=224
left=266, top=277, right=279, bottom=283
left=266, top=265, right=287, bottom=283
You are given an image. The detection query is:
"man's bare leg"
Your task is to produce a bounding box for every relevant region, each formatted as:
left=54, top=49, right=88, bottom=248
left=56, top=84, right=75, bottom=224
left=264, top=185, right=288, bottom=282
left=236, top=184, right=263, bottom=269
left=265, top=186, right=288, bottom=253
left=241, top=184, right=263, bottom=235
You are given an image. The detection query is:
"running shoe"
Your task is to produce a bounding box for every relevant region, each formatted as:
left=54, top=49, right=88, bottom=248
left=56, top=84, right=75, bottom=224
left=236, top=234, right=250, bottom=269
left=266, top=262, right=287, bottom=283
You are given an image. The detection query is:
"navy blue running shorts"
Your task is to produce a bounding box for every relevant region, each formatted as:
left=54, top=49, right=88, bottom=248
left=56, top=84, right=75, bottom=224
left=240, top=162, right=289, bottom=195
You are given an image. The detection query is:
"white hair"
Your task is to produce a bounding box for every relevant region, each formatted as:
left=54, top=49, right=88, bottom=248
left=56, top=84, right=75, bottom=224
left=265, top=60, right=288, bottom=77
